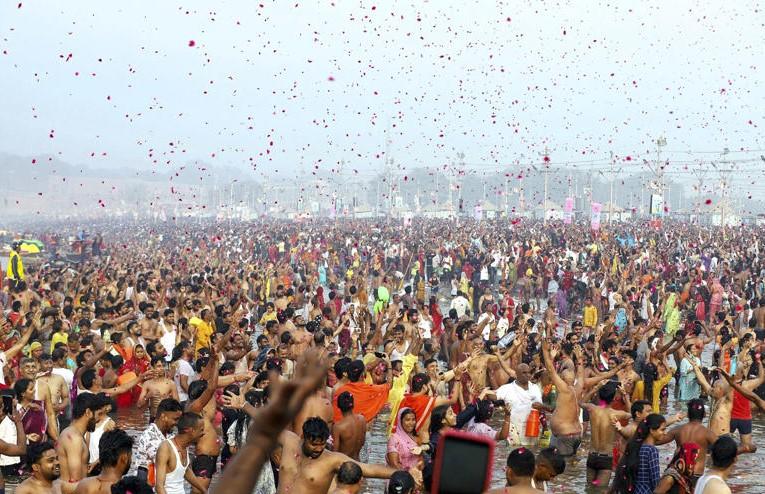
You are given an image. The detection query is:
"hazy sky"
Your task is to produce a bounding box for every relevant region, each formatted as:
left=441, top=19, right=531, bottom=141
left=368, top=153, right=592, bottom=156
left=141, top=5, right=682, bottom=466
left=1, top=0, right=762, bottom=184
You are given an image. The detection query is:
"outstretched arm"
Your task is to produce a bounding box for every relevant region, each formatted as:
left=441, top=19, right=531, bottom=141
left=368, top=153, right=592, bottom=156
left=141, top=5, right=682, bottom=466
left=212, top=349, right=327, bottom=494
left=720, top=369, right=765, bottom=412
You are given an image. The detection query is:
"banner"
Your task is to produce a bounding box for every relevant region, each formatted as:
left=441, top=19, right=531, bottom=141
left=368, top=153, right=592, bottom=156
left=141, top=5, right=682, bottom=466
left=650, top=194, right=664, bottom=216
left=474, top=204, right=483, bottom=221
left=564, top=197, right=574, bottom=224
left=591, top=202, right=602, bottom=231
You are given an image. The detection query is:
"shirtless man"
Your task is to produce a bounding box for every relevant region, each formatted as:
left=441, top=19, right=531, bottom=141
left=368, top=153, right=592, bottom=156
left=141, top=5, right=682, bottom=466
left=486, top=447, right=543, bottom=494
left=656, top=398, right=718, bottom=485
left=56, top=393, right=100, bottom=483
left=36, top=355, right=71, bottom=424
left=580, top=382, right=632, bottom=486
left=73, top=429, right=133, bottom=494
left=277, top=417, right=396, bottom=494
left=329, top=461, right=363, bottom=494
left=137, top=356, right=180, bottom=420
left=290, top=315, right=314, bottom=357
left=185, top=333, right=249, bottom=494
left=464, top=333, right=516, bottom=402
left=185, top=348, right=221, bottom=494
left=16, top=442, right=69, bottom=494
left=293, top=386, right=334, bottom=437
left=332, top=391, right=367, bottom=460
left=692, top=358, right=764, bottom=452
left=541, top=339, right=627, bottom=457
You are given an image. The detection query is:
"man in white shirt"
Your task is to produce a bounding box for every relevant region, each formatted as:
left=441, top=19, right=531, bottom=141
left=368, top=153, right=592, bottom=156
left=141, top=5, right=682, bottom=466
left=172, top=341, right=196, bottom=405
left=450, top=291, right=470, bottom=319
left=496, top=363, right=545, bottom=446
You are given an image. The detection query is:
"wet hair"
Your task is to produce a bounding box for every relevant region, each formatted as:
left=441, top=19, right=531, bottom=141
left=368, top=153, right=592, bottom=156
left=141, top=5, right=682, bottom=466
left=333, top=357, right=352, bottom=380
left=598, top=381, right=618, bottom=404
left=710, top=435, right=738, bottom=469
left=188, top=380, right=208, bottom=401
left=111, top=476, right=154, bottom=494
left=387, top=470, right=415, bottom=494
left=630, top=400, right=652, bottom=419
left=429, top=404, right=450, bottom=437
left=111, top=354, right=124, bottom=370
left=302, top=417, right=331, bottom=442
left=76, top=350, right=93, bottom=367
left=476, top=399, right=494, bottom=423
left=687, top=398, right=706, bottom=421
left=151, top=355, right=167, bottom=368
left=81, top=368, right=98, bottom=390
left=348, top=360, right=365, bottom=382
left=51, top=346, right=68, bottom=363
left=337, top=461, right=362, bottom=485
left=194, top=357, right=209, bottom=373
left=538, top=447, right=565, bottom=475
left=72, top=393, right=100, bottom=419
left=177, top=412, right=202, bottom=434
left=641, top=362, right=658, bottom=405
left=233, top=390, right=266, bottom=450
left=13, top=378, right=33, bottom=400
left=171, top=341, right=190, bottom=362
left=25, top=441, right=55, bottom=468
left=99, top=429, right=134, bottom=468
left=613, top=414, right=666, bottom=493
left=337, top=391, right=354, bottom=413
left=507, top=447, right=536, bottom=477
left=410, top=373, right=430, bottom=393
left=156, top=398, right=183, bottom=418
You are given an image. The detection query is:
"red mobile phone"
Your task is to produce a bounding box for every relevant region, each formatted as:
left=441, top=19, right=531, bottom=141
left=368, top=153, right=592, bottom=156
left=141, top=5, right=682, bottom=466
left=431, top=429, right=494, bottom=494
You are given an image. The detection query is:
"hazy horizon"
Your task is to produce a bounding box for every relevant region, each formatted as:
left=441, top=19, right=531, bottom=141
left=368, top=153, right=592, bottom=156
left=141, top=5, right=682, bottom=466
left=1, top=0, right=763, bottom=187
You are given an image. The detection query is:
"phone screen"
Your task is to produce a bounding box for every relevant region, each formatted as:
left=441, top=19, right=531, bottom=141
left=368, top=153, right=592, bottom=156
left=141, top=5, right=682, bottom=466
left=436, top=435, right=492, bottom=494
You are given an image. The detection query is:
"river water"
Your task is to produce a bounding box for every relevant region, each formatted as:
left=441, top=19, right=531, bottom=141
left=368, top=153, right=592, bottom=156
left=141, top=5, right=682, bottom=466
left=5, top=394, right=764, bottom=493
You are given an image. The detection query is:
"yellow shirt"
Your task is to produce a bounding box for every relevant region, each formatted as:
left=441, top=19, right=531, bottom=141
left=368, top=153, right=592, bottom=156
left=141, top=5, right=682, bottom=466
left=583, top=306, right=598, bottom=328
left=259, top=311, right=277, bottom=326
left=189, top=317, right=214, bottom=354
left=632, top=370, right=674, bottom=412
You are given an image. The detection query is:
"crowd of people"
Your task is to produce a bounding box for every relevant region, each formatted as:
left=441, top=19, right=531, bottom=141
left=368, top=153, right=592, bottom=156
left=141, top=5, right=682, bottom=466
left=0, top=216, right=763, bottom=494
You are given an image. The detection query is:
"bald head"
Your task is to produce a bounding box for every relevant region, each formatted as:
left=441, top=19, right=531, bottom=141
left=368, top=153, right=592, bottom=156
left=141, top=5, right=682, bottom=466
left=515, top=363, right=531, bottom=386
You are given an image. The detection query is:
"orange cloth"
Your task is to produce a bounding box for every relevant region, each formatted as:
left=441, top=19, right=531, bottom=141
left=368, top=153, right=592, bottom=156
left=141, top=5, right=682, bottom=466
left=333, top=381, right=391, bottom=423
left=395, top=394, right=436, bottom=434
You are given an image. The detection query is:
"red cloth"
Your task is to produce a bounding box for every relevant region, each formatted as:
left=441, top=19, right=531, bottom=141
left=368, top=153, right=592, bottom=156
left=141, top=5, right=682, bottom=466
left=395, top=394, right=436, bottom=433
left=332, top=381, right=390, bottom=423
left=732, top=390, right=752, bottom=420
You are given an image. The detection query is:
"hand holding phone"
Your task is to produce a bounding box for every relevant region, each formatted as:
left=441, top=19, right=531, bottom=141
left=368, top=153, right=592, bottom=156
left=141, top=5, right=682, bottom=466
left=431, top=430, right=494, bottom=494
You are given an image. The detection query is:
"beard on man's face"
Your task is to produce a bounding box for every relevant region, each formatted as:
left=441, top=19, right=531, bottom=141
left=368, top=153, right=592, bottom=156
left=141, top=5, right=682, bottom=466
left=87, top=417, right=97, bottom=432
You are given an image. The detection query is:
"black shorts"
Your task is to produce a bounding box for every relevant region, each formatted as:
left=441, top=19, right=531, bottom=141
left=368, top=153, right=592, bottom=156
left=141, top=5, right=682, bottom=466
left=191, top=454, right=218, bottom=479
left=586, top=452, right=613, bottom=471
left=730, top=418, right=753, bottom=435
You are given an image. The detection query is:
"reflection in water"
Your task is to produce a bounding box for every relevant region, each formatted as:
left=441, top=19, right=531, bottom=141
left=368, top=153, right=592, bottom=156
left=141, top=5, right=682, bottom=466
left=4, top=380, right=765, bottom=492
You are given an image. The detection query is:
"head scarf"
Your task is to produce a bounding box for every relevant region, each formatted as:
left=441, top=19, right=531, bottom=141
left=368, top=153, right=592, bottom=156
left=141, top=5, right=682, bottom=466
left=390, top=407, right=419, bottom=455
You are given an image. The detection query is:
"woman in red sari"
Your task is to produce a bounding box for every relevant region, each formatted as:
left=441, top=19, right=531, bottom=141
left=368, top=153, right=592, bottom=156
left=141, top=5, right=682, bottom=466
left=116, top=344, right=150, bottom=408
